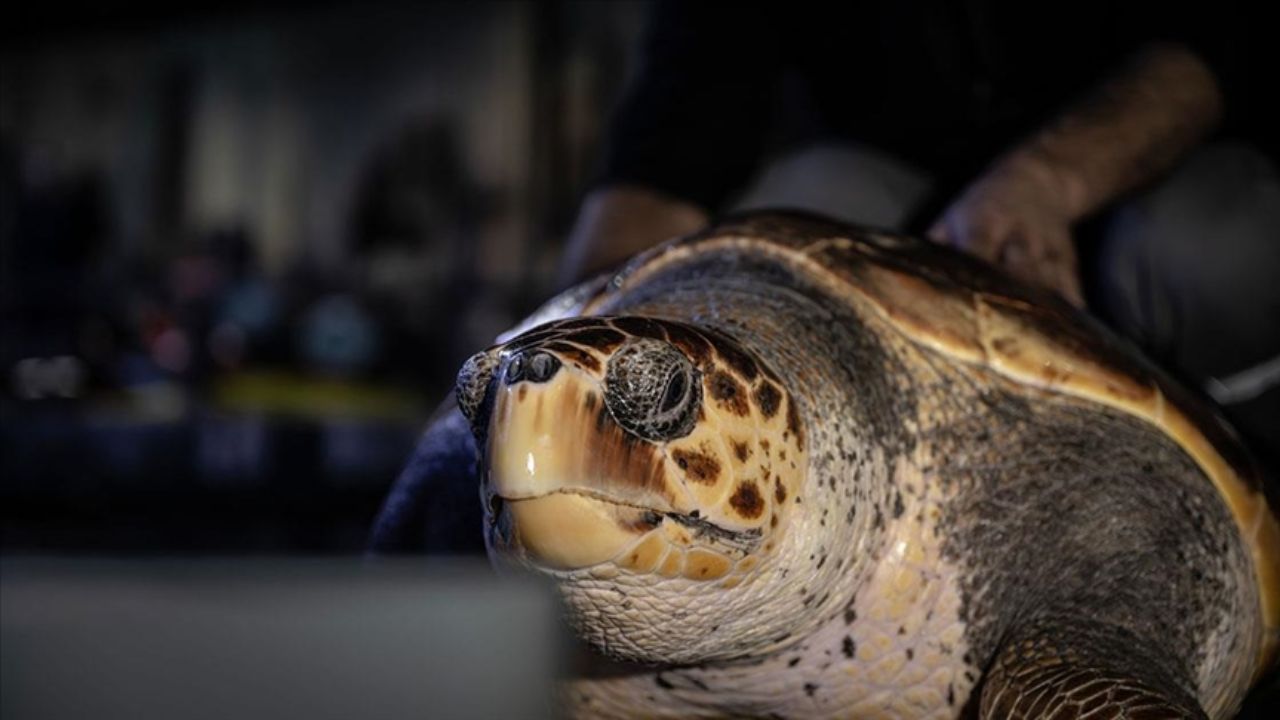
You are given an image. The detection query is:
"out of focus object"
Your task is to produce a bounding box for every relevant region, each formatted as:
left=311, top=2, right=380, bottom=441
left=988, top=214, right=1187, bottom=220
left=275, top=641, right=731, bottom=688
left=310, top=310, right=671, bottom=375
left=0, top=559, right=564, bottom=720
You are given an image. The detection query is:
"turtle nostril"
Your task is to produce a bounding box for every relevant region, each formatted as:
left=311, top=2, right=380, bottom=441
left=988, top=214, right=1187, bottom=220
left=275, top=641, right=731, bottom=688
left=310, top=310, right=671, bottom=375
left=506, top=351, right=560, bottom=385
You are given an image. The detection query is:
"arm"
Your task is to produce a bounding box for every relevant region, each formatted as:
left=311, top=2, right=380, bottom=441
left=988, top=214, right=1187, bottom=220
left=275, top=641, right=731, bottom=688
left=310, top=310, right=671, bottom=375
left=929, top=43, right=1224, bottom=306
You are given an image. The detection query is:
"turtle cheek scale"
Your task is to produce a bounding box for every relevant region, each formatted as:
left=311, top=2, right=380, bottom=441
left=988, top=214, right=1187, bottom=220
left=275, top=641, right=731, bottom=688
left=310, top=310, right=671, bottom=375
left=644, top=363, right=807, bottom=586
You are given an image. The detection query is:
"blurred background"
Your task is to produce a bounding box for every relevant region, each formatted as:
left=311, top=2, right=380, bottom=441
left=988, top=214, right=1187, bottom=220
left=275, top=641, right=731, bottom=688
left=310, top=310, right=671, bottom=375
left=2, top=0, right=649, bottom=555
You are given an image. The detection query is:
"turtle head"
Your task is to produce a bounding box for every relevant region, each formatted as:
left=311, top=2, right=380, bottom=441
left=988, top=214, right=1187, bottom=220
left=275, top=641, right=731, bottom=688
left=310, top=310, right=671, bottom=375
left=457, top=316, right=808, bottom=663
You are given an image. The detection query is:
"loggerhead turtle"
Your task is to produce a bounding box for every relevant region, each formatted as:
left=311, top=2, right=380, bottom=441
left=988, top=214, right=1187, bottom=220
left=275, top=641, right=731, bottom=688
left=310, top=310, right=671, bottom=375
left=395, top=211, right=1280, bottom=718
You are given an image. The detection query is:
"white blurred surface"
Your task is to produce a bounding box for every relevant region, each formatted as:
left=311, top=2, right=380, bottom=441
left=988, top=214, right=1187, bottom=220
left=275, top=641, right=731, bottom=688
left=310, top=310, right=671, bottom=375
left=1, top=558, right=563, bottom=720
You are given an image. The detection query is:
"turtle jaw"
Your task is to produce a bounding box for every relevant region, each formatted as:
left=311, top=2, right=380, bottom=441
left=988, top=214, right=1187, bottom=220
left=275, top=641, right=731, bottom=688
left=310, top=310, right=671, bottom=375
left=481, top=361, right=691, bottom=572
left=486, top=487, right=767, bottom=577
left=480, top=364, right=765, bottom=577
left=487, top=491, right=661, bottom=571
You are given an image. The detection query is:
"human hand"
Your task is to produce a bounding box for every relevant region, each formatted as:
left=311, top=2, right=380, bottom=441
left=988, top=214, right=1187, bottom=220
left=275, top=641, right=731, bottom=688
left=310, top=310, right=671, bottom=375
left=927, top=154, right=1086, bottom=307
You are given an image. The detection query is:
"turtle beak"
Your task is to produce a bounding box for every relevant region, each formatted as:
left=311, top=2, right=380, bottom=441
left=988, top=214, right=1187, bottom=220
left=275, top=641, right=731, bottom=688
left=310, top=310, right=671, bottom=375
left=481, top=352, right=693, bottom=571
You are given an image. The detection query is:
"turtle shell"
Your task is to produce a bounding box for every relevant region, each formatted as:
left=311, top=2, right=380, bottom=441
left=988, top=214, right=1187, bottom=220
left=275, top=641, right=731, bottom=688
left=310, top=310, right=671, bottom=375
left=579, top=210, right=1280, bottom=677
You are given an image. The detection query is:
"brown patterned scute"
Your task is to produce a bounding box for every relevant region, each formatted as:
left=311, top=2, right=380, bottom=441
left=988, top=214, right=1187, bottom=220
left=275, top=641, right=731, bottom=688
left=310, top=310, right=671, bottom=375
left=707, top=370, right=750, bottom=417
left=562, top=327, right=628, bottom=354
left=610, top=316, right=671, bottom=341
left=728, top=482, right=765, bottom=519
left=784, top=395, right=804, bottom=445
left=703, top=327, right=760, bottom=381
left=671, top=447, right=721, bottom=485
left=543, top=341, right=603, bottom=372
left=754, top=381, right=782, bottom=419
left=661, top=322, right=714, bottom=366
left=503, top=325, right=567, bottom=351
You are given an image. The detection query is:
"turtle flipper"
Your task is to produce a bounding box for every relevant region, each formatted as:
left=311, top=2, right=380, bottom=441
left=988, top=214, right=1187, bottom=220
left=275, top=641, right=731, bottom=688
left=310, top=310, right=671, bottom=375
left=979, top=615, right=1208, bottom=719
left=367, top=399, right=484, bottom=555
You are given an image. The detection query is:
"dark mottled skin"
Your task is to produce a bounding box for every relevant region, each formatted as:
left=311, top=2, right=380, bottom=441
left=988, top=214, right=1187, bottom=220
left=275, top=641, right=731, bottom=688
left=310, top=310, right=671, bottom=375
left=926, top=374, right=1255, bottom=718
left=947, top=393, right=1245, bottom=671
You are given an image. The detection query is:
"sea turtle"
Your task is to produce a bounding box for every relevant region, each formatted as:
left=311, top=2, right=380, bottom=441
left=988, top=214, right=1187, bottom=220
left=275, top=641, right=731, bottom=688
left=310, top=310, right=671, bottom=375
left=377, top=211, right=1279, bottom=718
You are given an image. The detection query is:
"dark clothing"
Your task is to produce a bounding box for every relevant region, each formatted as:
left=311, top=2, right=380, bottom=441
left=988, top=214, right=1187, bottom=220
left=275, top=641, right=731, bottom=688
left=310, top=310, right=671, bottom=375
left=600, top=1, right=1273, bottom=217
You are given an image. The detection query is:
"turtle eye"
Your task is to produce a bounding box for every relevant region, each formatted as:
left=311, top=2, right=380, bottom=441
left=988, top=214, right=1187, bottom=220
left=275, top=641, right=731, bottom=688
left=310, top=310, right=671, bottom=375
left=503, top=350, right=560, bottom=385
left=605, top=339, right=701, bottom=442
left=659, top=369, right=688, bottom=415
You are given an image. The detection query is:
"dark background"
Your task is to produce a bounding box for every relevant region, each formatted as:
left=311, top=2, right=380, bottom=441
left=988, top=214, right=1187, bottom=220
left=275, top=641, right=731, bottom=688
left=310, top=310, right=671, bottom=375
left=2, top=0, right=649, bottom=555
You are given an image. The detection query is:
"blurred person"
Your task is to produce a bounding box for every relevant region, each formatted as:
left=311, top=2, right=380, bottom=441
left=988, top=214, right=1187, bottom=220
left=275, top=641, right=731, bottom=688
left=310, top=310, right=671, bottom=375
left=559, top=2, right=1279, bottom=461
